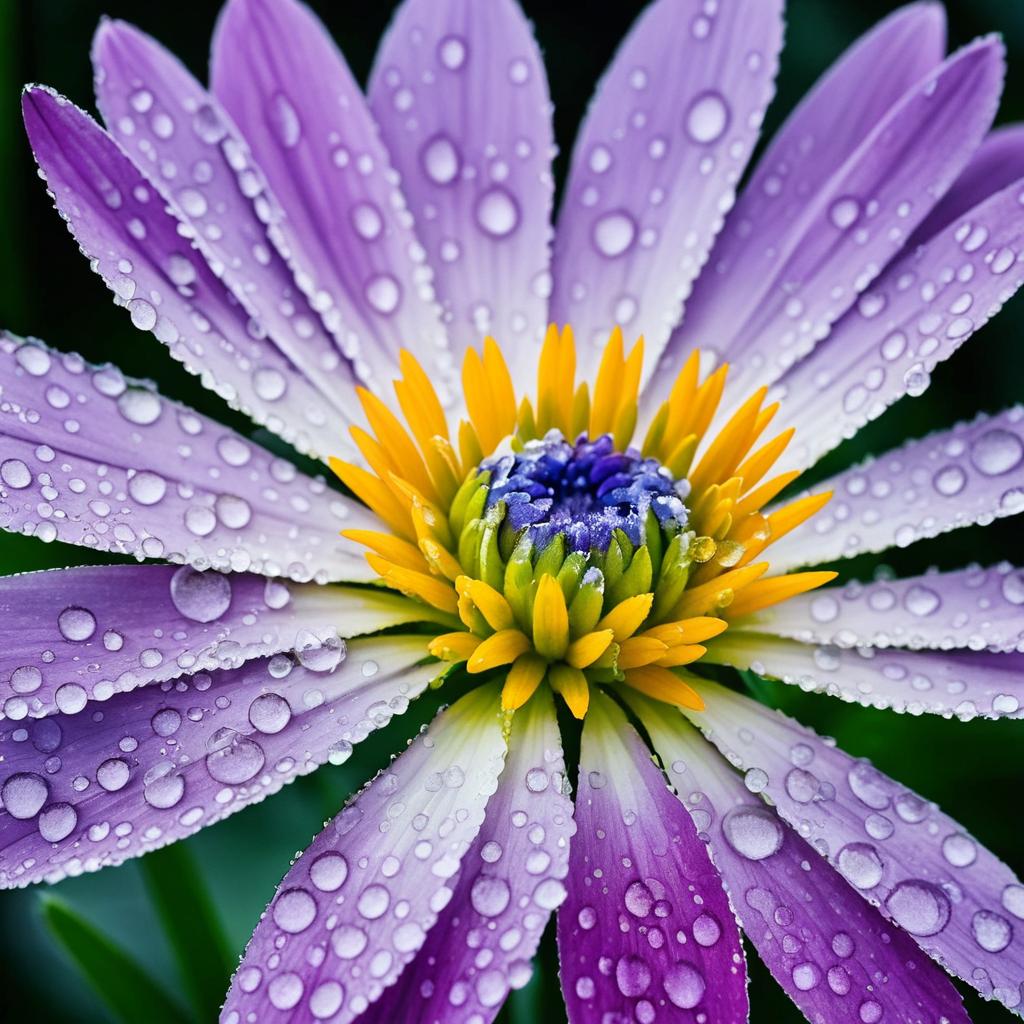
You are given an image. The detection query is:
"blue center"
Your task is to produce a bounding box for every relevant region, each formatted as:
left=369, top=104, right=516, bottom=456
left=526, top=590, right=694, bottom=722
left=481, top=431, right=688, bottom=553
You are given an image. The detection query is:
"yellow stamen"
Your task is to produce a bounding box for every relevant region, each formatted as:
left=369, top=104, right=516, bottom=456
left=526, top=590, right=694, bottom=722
left=468, top=629, right=533, bottom=674
left=597, top=593, right=654, bottom=642
left=455, top=576, right=516, bottom=632
left=502, top=653, right=548, bottom=710
left=565, top=629, right=615, bottom=669
left=428, top=631, right=481, bottom=662
left=617, top=636, right=670, bottom=669
left=623, top=665, right=704, bottom=710
left=533, top=575, right=570, bottom=660
left=725, top=571, right=839, bottom=619
left=549, top=662, right=590, bottom=719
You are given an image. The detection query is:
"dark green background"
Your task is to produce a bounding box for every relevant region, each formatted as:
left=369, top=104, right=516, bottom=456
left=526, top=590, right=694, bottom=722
left=1, top=0, right=1023, bottom=1021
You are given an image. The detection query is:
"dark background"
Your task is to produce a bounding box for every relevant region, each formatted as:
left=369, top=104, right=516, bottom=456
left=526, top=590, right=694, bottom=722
left=1, top=0, right=1023, bottom=1021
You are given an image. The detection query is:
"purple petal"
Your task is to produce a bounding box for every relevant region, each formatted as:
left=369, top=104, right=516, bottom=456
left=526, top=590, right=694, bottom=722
left=222, top=683, right=507, bottom=1023
left=775, top=176, right=1024, bottom=472
left=767, top=405, right=1024, bottom=571
left=22, top=85, right=349, bottom=461
left=0, top=567, right=426, bottom=721
left=91, top=18, right=365, bottom=452
left=687, top=678, right=1024, bottom=1010
left=630, top=692, right=972, bottom=1024
left=557, top=691, right=747, bottom=1023
left=368, top=0, right=554, bottom=384
left=913, top=124, right=1024, bottom=244
left=210, top=0, right=447, bottom=394
left=651, top=22, right=1004, bottom=408
left=551, top=0, right=782, bottom=375
left=750, top=564, right=1024, bottom=653
left=706, top=630, right=1024, bottom=719
left=0, top=634, right=434, bottom=888
left=0, top=332, right=376, bottom=581
left=361, top=689, right=574, bottom=1023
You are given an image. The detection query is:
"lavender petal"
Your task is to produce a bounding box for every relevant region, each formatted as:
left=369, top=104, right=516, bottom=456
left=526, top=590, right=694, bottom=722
left=557, top=690, right=747, bottom=1023
left=0, top=635, right=433, bottom=888
left=0, top=332, right=376, bottom=582
left=210, top=0, right=447, bottom=394
left=368, top=0, right=554, bottom=387
left=552, top=0, right=783, bottom=378
left=221, top=683, right=507, bottom=1023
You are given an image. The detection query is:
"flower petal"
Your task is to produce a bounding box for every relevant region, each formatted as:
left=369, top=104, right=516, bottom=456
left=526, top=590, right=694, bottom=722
left=368, top=0, right=554, bottom=386
left=652, top=24, right=1004, bottom=409
left=557, top=690, right=747, bottom=1023
left=0, top=635, right=433, bottom=888
left=222, top=683, right=507, bottom=1023
left=0, top=565, right=313, bottom=720
left=0, top=332, right=375, bottom=581
left=749, top=563, right=1024, bottom=653
left=767, top=405, right=1024, bottom=570
left=687, top=678, right=1024, bottom=1010
left=210, top=0, right=447, bottom=394
left=91, top=18, right=365, bottom=458
left=913, top=124, right=1024, bottom=243
left=361, top=688, right=574, bottom=1023
left=775, top=175, right=1024, bottom=472
left=706, top=630, right=1024, bottom=719
left=0, top=567, right=426, bottom=721
left=22, top=85, right=348, bottom=460
left=552, top=0, right=782, bottom=376
left=630, top=692, right=972, bottom=1024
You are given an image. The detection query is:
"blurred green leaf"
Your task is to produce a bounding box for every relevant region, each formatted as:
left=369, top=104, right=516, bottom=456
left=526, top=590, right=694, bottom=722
left=139, top=842, right=234, bottom=1022
left=40, top=895, right=189, bottom=1024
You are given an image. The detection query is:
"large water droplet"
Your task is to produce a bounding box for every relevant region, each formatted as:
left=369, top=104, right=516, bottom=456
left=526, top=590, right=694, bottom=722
left=884, top=879, right=950, bottom=936
left=421, top=135, right=461, bottom=185
left=615, top=954, right=652, bottom=997
left=248, top=692, right=292, bottom=735
left=273, top=887, right=317, bottom=933
left=663, top=960, right=704, bottom=1009
left=836, top=843, right=884, bottom=890
left=1, top=772, right=49, bottom=819
left=686, top=91, right=729, bottom=143
left=475, top=187, right=519, bottom=237
left=170, top=566, right=232, bottom=623
left=206, top=730, right=265, bottom=784
left=592, top=211, right=636, bottom=258
left=470, top=874, right=511, bottom=917
left=722, top=805, right=784, bottom=860
left=365, top=274, right=401, bottom=315
left=970, top=428, right=1023, bottom=476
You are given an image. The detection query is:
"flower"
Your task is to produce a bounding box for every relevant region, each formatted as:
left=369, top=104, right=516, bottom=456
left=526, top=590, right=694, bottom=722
left=3, top=0, right=1024, bottom=1021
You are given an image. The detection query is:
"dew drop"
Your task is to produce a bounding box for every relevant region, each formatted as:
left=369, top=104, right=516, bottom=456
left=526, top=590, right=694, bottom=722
left=685, top=91, right=729, bottom=143
left=475, top=187, right=519, bottom=237
left=592, top=211, right=636, bottom=258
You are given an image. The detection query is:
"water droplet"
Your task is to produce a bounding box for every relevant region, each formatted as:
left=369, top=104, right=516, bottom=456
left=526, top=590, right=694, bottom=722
left=268, top=972, right=304, bottom=1011
left=884, top=879, right=950, bottom=936
left=269, top=93, right=301, bottom=148
left=365, top=274, right=401, bottom=314
left=471, top=875, right=510, bottom=917
left=0, top=459, right=31, bottom=489
left=972, top=909, right=1012, bottom=952
left=971, top=428, right=1023, bottom=476
left=38, top=802, right=77, bottom=842
left=836, top=842, right=883, bottom=889
left=1, top=772, right=49, bottom=819
left=357, top=884, right=390, bottom=920
left=206, top=731, right=265, bottom=784
left=475, top=187, right=519, bottom=237
left=615, top=954, right=652, bottom=997
left=97, top=758, right=130, bottom=792
left=663, top=960, right=704, bottom=1009
left=273, top=887, right=317, bottom=933
left=128, top=470, right=167, bottom=506
left=351, top=202, right=383, bottom=240
left=309, top=852, right=348, bottom=892
left=117, top=388, right=161, bottom=425
left=592, top=211, right=636, bottom=257
left=249, top=692, right=292, bottom=735
left=829, top=196, right=861, bottom=229
left=170, top=567, right=232, bottom=623
left=438, top=35, right=467, bottom=70
left=58, top=606, right=96, bottom=642
left=692, top=912, right=721, bottom=947
left=624, top=880, right=654, bottom=918
left=421, top=135, right=460, bottom=185
left=686, top=91, right=729, bottom=143
left=722, top=805, right=784, bottom=860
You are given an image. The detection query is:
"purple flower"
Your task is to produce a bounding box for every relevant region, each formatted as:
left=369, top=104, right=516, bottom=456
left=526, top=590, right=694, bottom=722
left=4, top=1, right=1024, bottom=1022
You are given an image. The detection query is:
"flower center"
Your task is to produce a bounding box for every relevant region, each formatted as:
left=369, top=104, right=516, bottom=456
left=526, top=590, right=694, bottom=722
left=483, top=431, right=688, bottom=554
left=330, top=325, right=836, bottom=720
